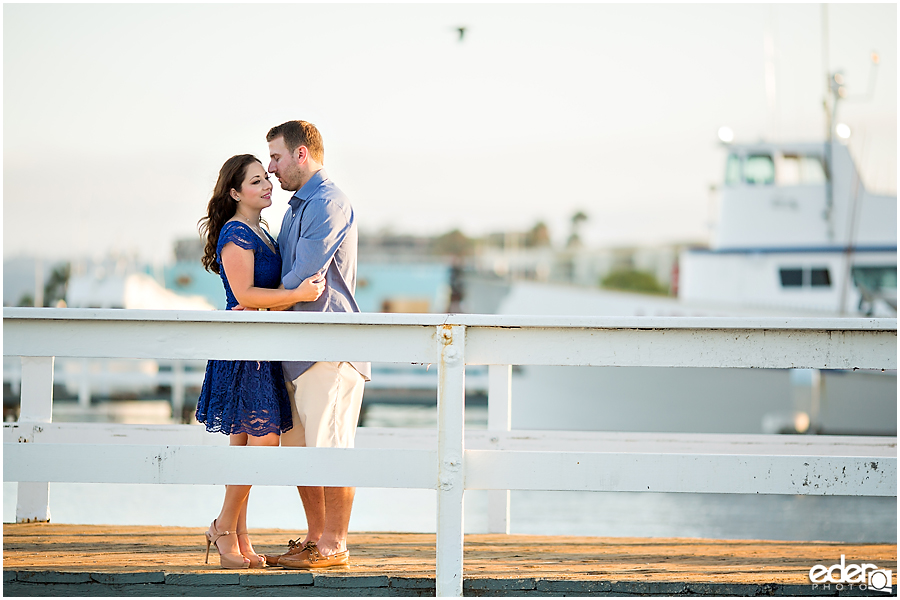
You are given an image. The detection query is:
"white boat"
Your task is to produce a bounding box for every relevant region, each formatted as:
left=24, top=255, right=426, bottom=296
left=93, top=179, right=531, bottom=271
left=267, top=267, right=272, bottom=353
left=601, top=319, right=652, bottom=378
left=680, top=141, right=896, bottom=317
left=493, top=139, right=896, bottom=436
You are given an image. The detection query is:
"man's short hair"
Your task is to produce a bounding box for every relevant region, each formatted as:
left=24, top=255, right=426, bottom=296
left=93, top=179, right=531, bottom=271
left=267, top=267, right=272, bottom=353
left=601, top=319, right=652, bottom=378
left=267, top=120, right=324, bottom=163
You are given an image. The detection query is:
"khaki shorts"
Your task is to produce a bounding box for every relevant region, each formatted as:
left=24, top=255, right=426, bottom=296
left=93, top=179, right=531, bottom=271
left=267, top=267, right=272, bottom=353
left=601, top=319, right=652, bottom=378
left=281, top=361, right=365, bottom=448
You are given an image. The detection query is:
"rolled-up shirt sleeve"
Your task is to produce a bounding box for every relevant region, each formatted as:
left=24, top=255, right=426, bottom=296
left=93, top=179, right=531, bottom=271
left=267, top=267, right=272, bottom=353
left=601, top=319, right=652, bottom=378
left=282, top=199, right=352, bottom=290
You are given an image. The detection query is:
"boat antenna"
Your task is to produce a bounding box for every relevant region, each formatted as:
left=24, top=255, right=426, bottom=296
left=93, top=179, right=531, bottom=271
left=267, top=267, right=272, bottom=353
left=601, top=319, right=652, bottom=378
left=822, top=3, right=880, bottom=244
left=822, top=4, right=835, bottom=241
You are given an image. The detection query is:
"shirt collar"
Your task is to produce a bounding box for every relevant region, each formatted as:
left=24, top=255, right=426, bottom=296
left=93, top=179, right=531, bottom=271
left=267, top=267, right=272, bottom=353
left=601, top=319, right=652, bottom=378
left=289, top=168, right=328, bottom=209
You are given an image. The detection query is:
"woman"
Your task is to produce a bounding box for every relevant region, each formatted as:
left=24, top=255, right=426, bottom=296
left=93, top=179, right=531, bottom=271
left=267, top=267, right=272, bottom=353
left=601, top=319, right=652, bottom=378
left=195, top=154, right=324, bottom=569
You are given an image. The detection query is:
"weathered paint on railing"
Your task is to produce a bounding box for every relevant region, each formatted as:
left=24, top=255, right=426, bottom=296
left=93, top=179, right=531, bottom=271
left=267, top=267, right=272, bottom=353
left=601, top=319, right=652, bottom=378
left=2, top=308, right=897, bottom=597
left=5, top=442, right=895, bottom=496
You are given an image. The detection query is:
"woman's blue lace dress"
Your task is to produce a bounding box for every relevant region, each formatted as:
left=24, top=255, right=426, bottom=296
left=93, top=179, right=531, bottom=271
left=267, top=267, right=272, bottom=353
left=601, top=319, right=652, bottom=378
left=195, top=221, right=293, bottom=436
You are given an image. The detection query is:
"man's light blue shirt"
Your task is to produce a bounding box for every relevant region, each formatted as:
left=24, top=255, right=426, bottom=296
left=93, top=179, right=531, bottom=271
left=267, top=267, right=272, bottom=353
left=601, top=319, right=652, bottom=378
left=277, top=169, right=371, bottom=381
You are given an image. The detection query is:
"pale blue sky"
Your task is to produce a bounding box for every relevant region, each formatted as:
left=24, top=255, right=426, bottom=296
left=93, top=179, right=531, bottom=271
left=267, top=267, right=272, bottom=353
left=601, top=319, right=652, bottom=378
left=3, top=3, right=896, bottom=262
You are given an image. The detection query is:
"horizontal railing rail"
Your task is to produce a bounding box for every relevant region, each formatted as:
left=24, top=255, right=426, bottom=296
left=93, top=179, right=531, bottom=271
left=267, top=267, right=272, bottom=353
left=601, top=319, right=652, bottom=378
left=1, top=359, right=490, bottom=419
left=5, top=309, right=895, bottom=367
left=6, top=442, right=894, bottom=495
left=8, top=422, right=896, bottom=453
left=3, top=308, right=897, bottom=597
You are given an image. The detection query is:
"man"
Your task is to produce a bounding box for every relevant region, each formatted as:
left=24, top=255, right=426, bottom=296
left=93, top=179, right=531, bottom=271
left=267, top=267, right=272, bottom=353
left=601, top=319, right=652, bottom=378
left=263, top=120, right=370, bottom=569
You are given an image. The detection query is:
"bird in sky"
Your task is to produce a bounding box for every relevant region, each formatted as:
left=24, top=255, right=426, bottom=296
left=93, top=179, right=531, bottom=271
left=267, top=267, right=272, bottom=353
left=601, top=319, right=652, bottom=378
left=456, top=26, right=466, bottom=42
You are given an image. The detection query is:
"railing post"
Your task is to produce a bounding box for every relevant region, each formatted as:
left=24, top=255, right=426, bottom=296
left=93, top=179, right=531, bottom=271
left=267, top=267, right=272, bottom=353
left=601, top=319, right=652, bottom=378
left=809, top=369, right=822, bottom=433
left=171, top=360, right=185, bottom=422
left=487, top=364, right=512, bottom=534
left=17, top=356, right=54, bottom=523
left=436, top=324, right=465, bottom=598
left=789, top=368, right=822, bottom=433
left=78, top=358, right=91, bottom=407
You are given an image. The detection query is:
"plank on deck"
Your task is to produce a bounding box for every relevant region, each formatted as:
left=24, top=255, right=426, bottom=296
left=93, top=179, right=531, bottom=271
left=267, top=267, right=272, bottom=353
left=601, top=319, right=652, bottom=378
left=3, top=524, right=896, bottom=596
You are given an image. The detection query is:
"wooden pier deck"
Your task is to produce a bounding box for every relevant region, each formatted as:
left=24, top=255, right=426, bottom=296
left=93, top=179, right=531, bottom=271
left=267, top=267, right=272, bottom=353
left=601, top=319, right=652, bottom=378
left=2, top=523, right=896, bottom=596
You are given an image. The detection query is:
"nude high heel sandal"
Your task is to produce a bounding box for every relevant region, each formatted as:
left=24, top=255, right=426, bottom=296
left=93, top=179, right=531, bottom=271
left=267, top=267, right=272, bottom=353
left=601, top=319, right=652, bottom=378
left=237, top=531, right=267, bottom=568
left=205, top=519, right=250, bottom=569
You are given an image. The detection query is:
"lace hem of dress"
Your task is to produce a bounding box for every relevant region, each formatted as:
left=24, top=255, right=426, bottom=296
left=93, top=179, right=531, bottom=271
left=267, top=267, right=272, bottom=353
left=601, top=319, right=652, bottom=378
left=195, top=359, right=293, bottom=437
left=195, top=410, right=293, bottom=437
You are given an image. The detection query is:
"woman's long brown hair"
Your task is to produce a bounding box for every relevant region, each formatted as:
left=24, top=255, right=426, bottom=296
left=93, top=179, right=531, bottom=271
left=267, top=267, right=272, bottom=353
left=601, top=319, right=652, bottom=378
left=198, top=154, right=262, bottom=274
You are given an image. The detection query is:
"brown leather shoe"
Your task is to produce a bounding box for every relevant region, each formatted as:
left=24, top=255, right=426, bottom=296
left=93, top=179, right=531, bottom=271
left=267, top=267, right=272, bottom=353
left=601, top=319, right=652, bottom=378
left=263, top=538, right=311, bottom=567
left=279, top=543, right=349, bottom=569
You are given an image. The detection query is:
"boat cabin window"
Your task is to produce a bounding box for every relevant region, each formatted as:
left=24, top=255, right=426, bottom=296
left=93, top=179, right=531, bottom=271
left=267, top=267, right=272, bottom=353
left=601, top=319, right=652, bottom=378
left=779, top=268, right=803, bottom=287
left=779, top=154, right=827, bottom=185
left=725, top=154, right=742, bottom=186
left=852, top=266, right=898, bottom=292
left=810, top=268, right=831, bottom=287
left=779, top=267, right=832, bottom=288
left=744, top=154, right=775, bottom=185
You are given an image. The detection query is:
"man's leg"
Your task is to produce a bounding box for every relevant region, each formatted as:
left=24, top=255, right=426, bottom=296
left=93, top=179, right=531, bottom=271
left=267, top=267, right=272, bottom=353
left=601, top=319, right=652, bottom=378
left=316, top=486, right=355, bottom=555
left=296, top=486, right=325, bottom=546
left=316, top=363, right=364, bottom=555
left=288, top=362, right=365, bottom=558
left=281, top=373, right=324, bottom=546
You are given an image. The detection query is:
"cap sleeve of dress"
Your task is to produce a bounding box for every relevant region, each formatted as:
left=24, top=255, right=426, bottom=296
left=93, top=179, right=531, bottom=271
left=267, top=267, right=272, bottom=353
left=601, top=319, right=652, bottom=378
left=218, top=221, right=258, bottom=253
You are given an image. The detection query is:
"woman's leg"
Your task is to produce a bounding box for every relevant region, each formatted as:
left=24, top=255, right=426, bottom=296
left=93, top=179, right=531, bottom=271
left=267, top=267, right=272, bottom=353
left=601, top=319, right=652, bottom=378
left=236, top=432, right=280, bottom=560
left=212, top=433, right=251, bottom=556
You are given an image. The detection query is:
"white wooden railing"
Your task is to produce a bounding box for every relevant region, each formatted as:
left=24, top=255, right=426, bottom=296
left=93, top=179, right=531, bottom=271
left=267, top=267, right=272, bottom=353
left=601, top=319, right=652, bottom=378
left=3, top=308, right=897, bottom=597
left=1, top=358, right=491, bottom=416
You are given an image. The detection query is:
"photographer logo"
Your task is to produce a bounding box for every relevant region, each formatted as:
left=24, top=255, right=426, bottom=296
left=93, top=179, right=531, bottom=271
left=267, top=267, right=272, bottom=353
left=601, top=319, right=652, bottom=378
left=809, top=555, right=892, bottom=593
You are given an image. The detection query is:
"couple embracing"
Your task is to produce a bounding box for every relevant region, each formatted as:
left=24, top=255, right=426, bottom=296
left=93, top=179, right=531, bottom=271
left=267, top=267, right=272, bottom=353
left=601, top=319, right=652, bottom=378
left=195, top=120, right=370, bottom=570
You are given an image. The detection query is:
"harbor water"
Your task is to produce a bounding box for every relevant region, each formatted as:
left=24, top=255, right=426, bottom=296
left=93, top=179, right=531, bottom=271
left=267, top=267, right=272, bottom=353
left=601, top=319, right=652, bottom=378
left=3, top=404, right=896, bottom=544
